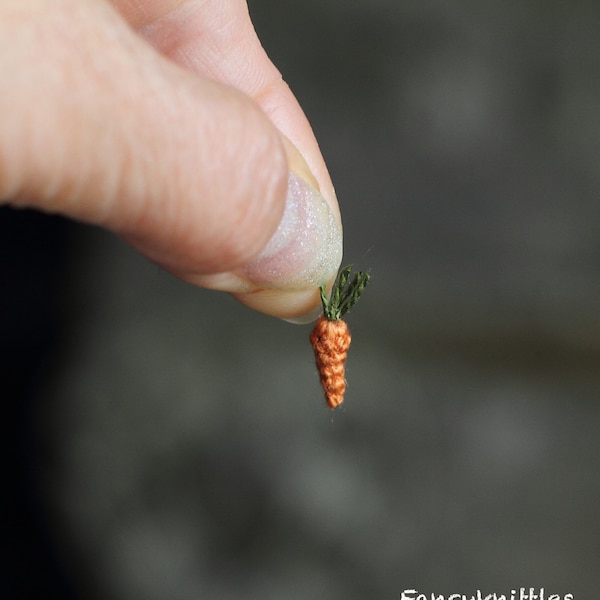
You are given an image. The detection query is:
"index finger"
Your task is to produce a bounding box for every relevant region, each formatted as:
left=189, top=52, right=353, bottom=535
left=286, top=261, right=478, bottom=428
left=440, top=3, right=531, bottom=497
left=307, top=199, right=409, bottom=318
left=109, top=0, right=338, bottom=216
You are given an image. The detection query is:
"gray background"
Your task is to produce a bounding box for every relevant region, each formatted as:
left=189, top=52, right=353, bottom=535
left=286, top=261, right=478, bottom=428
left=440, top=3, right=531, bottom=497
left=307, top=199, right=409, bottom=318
left=27, top=1, right=600, bottom=598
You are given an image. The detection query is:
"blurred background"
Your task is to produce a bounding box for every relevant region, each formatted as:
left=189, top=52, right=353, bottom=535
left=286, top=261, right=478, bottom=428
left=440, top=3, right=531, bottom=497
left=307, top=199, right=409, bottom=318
left=3, top=0, right=600, bottom=598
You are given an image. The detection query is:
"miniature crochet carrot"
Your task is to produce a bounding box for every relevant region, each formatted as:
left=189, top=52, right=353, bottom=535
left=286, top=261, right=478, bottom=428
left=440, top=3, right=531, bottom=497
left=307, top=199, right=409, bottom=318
left=309, top=265, right=370, bottom=409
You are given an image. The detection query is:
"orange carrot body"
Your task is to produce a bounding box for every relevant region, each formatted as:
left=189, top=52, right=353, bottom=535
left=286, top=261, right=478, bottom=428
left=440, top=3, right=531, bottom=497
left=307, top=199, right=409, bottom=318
left=309, top=316, right=352, bottom=409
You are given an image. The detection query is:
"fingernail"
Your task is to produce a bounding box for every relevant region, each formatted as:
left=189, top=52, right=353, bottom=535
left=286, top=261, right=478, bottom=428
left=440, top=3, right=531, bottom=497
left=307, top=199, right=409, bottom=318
left=241, top=172, right=342, bottom=291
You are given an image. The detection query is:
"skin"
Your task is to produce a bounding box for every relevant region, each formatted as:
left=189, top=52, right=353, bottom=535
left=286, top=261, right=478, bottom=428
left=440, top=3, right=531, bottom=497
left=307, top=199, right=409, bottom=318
left=0, top=0, right=342, bottom=320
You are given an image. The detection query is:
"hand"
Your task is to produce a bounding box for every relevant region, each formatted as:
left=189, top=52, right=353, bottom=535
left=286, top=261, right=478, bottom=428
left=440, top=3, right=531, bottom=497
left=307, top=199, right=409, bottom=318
left=0, top=0, right=342, bottom=321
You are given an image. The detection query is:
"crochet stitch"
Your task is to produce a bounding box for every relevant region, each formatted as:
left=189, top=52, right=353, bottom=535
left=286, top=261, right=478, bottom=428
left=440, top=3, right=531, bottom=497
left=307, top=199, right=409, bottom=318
left=309, top=317, right=351, bottom=408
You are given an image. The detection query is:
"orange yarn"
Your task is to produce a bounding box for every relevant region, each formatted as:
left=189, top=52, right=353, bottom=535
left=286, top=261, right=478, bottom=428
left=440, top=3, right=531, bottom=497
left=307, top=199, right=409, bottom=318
left=309, top=316, right=352, bottom=409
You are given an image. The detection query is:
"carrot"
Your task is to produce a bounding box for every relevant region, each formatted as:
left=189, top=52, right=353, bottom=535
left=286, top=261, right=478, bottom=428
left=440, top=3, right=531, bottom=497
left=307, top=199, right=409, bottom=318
left=309, top=265, right=370, bottom=409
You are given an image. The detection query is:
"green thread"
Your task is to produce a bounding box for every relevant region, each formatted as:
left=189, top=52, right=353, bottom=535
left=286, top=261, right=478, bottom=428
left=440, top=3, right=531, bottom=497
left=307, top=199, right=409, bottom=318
left=320, top=265, right=370, bottom=321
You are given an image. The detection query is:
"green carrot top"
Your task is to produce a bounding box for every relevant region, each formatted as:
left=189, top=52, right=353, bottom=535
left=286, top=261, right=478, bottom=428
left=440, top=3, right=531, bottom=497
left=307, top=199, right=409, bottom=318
left=319, top=265, right=370, bottom=322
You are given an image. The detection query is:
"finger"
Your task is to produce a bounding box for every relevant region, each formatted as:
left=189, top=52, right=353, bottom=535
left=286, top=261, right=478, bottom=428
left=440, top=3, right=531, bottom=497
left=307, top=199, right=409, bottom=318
left=111, top=0, right=340, bottom=229
left=1, top=0, right=292, bottom=277
left=1, top=0, right=341, bottom=320
left=110, top=0, right=343, bottom=318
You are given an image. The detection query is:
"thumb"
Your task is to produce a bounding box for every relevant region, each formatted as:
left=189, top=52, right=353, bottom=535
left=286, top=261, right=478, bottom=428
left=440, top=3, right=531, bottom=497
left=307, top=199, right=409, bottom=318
left=0, top=0, right=341, bottom=320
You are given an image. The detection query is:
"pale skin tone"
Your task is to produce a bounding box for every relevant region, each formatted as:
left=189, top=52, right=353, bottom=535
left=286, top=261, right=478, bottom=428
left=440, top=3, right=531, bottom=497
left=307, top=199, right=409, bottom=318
left=0, top=0, right=342, bottom=320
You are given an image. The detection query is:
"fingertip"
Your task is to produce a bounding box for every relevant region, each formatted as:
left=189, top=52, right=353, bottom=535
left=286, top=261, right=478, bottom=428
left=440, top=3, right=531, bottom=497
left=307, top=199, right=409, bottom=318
left=183, top=170, right=342, bottom=321
left=232, top=287, right=323, bottom=322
